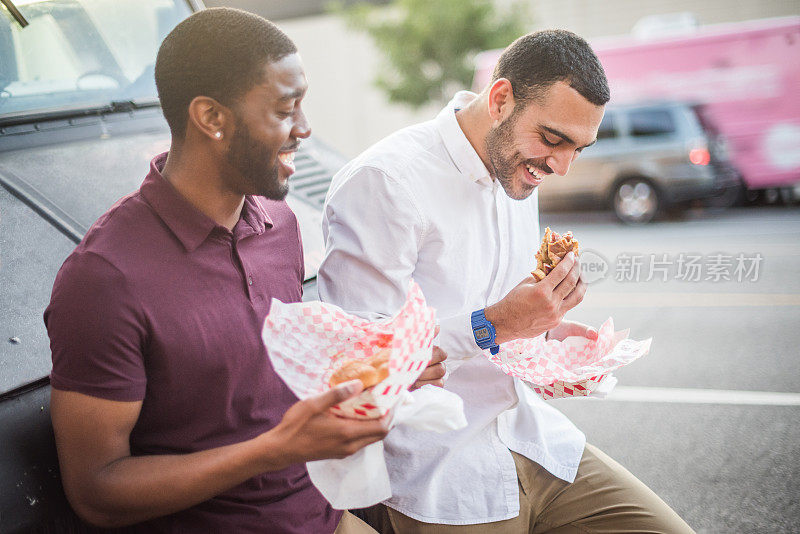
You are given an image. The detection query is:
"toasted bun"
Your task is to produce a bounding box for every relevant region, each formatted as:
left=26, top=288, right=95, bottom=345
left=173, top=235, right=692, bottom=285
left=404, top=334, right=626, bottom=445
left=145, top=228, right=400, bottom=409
left=329, top=360, right=379, bottom=388
left=329, top=348, right=393, bottom=389
left=367, top=348, right=391, bottom=368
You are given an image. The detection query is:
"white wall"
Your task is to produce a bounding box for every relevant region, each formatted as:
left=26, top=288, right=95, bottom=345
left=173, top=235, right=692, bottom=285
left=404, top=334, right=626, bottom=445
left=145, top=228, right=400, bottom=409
left=280, top=14, right=441, bottom=158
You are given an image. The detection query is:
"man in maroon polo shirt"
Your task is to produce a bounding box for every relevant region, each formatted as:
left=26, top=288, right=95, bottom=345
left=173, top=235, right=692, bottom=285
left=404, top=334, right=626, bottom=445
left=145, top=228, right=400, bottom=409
left=44, top=8, right=445, bottom=533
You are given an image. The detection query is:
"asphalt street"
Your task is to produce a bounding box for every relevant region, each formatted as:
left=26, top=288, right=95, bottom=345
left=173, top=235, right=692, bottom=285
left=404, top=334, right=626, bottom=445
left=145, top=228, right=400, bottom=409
left=540, top=204, right=800, bottom=534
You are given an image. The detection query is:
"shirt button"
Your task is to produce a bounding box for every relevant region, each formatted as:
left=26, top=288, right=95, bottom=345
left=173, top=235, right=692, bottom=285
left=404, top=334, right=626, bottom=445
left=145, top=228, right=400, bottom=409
left=248, top=276, right=254, bottom=286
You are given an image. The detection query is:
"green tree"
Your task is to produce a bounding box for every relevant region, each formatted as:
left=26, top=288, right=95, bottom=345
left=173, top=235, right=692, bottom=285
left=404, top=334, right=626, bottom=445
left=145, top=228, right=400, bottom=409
left=334, top=0, right=529, bottom=108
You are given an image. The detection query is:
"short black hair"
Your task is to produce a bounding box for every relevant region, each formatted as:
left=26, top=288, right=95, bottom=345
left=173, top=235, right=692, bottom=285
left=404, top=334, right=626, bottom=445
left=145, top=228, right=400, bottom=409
left=155, top=7, right=297, bottom=138
left=492, top=30, right=610, bottom=107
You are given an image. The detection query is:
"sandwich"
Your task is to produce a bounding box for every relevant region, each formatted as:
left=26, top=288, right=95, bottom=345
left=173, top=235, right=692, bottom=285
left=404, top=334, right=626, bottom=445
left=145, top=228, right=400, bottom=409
left=329, top=349, right=391, bottom=389
left=531, top=227, right=580, bottom=282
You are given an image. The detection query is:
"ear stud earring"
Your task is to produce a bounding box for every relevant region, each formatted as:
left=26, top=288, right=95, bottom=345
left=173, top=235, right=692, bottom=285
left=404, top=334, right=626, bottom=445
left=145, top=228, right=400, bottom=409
left=215, top=132, right=222, bottom=139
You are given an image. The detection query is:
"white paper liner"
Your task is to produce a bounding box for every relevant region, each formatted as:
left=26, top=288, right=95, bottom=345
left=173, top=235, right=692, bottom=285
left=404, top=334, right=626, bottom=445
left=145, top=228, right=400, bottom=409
left=487, top=318, right=651, bottom=400
left=262, top=282, right=437, bottom=418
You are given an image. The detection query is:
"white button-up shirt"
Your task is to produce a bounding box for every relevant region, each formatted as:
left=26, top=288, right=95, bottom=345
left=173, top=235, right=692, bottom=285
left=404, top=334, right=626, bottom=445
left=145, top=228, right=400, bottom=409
left=318, top=92, right=585, bottom=525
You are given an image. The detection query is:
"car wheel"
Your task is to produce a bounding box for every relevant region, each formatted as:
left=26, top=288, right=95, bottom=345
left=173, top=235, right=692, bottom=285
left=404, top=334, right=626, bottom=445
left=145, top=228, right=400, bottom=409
left=707, top=182, right=745, bottom=209
left=613, top=178, right=659, bottom=224
left=779, top=187, right=798, bottom=205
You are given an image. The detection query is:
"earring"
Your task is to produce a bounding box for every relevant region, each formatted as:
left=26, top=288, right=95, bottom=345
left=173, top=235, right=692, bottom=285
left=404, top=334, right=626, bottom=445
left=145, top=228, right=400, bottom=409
left=215, top=132, right=222, bottom=139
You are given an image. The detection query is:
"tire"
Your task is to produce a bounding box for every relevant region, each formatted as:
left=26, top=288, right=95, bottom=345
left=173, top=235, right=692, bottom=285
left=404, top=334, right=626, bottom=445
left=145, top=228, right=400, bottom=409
left=612, top=178, right=659, bottom=224
left=763, top=188, right=780, bottom=204
left=706, top=182, right=745, bottom=209
left=779, top=187, right=798, bottom=205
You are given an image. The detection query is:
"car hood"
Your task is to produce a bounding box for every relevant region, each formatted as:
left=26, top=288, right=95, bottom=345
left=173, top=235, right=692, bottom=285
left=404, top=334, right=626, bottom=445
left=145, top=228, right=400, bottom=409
left=0, top=121, right=328, bottom=280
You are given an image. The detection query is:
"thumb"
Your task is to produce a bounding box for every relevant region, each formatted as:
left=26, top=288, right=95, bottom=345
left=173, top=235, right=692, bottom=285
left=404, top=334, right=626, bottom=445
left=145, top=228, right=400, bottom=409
left=434, top=324, right=441, bottom=338
left=560, top=321, right=597, bottom=341
left=573, top=323, right=598, bottom=341
left=307, top=380, right=364, bottom=412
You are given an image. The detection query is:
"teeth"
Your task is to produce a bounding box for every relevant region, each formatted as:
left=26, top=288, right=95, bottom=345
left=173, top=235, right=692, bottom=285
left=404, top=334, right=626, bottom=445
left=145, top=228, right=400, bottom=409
left=525, top=164, right=542, bottom=180
left=278, top=151, right=295, bottom=165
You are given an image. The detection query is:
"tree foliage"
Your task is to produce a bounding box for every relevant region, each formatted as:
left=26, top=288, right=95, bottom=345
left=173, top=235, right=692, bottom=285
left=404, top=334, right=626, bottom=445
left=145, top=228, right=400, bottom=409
left=334, top=0, right=529, bottom=108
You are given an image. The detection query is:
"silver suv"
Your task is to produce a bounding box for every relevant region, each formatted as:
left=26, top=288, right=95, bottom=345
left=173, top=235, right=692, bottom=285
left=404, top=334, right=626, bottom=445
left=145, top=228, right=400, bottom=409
left=537, top=101, right=740, bottom=223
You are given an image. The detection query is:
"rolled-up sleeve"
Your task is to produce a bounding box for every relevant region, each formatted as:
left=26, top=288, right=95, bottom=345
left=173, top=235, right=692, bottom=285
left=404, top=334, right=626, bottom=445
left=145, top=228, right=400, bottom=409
left=45, top=251, right=147, bottom=401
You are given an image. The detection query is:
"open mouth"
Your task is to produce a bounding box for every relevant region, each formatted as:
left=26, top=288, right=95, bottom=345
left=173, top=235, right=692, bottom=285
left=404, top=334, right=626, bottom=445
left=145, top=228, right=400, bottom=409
left=277, top=150, right=296, bottom=174
left=523, top=162, right=546, bottom=185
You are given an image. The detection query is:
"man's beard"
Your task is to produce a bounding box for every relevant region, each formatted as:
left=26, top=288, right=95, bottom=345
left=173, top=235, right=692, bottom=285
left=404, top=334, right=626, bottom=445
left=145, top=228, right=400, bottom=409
left=485, top=108, right=541, bottom=201
left=225, top=115, right=288, bottom=201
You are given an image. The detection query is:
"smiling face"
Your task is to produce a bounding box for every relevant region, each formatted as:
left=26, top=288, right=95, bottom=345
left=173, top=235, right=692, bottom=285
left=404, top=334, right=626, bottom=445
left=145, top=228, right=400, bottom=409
left=485, top=80, right=605, bottom=200
left=225, top=53, right=310, bottom=200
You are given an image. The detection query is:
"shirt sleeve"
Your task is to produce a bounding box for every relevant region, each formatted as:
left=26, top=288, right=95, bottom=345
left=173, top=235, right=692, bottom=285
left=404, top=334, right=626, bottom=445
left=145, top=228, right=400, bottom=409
left=318, top=166, right=481, bottom=364
left=45, top=251, right=148, bottom=402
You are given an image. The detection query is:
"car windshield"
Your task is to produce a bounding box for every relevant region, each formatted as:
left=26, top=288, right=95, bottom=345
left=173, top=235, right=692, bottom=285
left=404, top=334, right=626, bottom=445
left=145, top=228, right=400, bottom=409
left=0, top=0, right=192, bottom=120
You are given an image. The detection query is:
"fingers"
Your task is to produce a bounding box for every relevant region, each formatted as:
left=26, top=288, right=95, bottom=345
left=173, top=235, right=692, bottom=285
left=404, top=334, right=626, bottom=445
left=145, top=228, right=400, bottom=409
left=570, top=321, right=598, bottom=340
left=559, top=278, right=587, bottom=313
left=339, top=415, right=391, bottom=444
left=410, top=359, right=446, bottom=390
left=339, top=434, right=387, bottom=457
left=321, top=416, right=390, bottom=459
left=429, top=346, right=447, bottom=365
left=541, top=252, right=576, bottom=290
left=306, top=380, right=363, bottom=412
left=553, top=254, right=581, bottom=301
left=410, top=346, right=447, bottom=391
left=412, top=378, right=445, bottom=390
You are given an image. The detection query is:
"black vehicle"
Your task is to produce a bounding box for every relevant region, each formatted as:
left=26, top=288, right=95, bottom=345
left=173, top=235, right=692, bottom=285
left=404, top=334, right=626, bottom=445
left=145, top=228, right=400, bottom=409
left=0, top=1, right=340, bottom=531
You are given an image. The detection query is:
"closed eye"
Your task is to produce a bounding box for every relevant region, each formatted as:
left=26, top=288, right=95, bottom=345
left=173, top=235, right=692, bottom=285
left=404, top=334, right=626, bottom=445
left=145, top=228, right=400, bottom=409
left=541, top=135, right=560, bottom=147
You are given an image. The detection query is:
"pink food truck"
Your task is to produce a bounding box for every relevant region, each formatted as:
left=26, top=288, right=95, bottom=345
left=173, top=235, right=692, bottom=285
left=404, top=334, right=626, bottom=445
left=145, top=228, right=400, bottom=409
left=472, top=16, right=800, bottom=199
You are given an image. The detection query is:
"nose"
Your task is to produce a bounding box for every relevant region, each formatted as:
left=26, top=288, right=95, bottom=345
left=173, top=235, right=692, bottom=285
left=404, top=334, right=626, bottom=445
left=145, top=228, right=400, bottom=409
left=293, top=108, right=311, bottom=140
left=546, top=148, right=578, bottom=176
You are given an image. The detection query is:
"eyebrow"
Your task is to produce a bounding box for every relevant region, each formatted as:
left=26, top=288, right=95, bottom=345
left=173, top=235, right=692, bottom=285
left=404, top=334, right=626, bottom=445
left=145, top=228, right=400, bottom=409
left=278, top=87, right=307, bottom=102
left=541, top=125, right=596, bottom=149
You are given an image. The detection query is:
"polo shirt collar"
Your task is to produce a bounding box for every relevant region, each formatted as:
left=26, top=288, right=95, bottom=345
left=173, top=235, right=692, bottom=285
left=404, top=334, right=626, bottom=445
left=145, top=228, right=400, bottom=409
left=435, top=91, right=492, bottom=184
left=141, top=152, right=273, bottom=252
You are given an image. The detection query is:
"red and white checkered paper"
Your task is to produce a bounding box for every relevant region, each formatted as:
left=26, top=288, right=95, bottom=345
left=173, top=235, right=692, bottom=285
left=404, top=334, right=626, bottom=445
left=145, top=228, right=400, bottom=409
left=262, top=282, right=437, bottom=419
left=486, top=318, right=651, bottom=400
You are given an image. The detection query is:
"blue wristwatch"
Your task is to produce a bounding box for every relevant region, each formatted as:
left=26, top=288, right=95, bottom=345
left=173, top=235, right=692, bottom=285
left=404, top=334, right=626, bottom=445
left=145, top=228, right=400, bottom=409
left=471, top=309, right=500, bottom=355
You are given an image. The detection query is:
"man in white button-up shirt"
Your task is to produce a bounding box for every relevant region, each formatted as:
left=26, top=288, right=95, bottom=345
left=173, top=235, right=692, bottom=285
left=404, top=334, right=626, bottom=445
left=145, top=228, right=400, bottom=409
left=319, top=30, right=693, bottom=533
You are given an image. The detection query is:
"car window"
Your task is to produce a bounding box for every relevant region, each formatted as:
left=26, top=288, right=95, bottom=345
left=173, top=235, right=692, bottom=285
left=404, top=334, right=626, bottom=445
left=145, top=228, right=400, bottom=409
left=0, top=0, right=192, bottom=119
left=0, top=189, right=76, bottom=395
left=628, top=109, right=676, bottom=137
left=596, top=113, right=618, bottom=140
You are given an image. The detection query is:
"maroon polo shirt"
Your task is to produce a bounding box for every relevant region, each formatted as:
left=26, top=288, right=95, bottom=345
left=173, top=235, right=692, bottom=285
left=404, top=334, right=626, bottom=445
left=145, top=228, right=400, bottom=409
left=45, top=153, right=340, bottom=533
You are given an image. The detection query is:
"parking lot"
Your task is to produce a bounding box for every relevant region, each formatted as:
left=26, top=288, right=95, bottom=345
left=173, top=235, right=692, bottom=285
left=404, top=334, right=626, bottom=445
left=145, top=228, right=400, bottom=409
left=540, top=204, right=800, bottom=533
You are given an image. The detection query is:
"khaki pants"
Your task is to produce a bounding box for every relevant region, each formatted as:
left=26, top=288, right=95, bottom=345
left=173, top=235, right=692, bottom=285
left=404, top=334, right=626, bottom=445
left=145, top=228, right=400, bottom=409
left=358, top=444, right=695, bottom=533
left=336, top=511, right=380, bottom=534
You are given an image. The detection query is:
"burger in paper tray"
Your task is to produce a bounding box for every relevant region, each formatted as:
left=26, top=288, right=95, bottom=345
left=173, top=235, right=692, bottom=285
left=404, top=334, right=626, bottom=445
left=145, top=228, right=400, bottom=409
left=262, top=282, right=439, bottom=419
left=485, top=229, right=652, bottom=399
left=262, top=282, right=468, bottom=510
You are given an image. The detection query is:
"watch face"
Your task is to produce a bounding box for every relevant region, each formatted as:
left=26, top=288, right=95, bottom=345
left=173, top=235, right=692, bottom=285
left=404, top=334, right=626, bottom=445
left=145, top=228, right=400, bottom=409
left=474, top=327, right=490, bottom=340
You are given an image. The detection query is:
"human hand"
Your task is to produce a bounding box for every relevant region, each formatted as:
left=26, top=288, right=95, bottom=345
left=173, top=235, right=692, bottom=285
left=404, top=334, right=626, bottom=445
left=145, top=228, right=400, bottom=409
left=484, top=252, right=586, bottom=343
left=545, top=319, right=598, bottom=342
left=266, top=380, right=390, bottom=467
left=410, top=345, right=447, bottom=390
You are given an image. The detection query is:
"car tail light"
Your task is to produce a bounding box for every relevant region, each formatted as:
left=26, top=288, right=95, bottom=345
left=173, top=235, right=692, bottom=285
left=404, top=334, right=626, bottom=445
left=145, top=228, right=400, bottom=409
left=689, top=147, right=711, bottom=165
